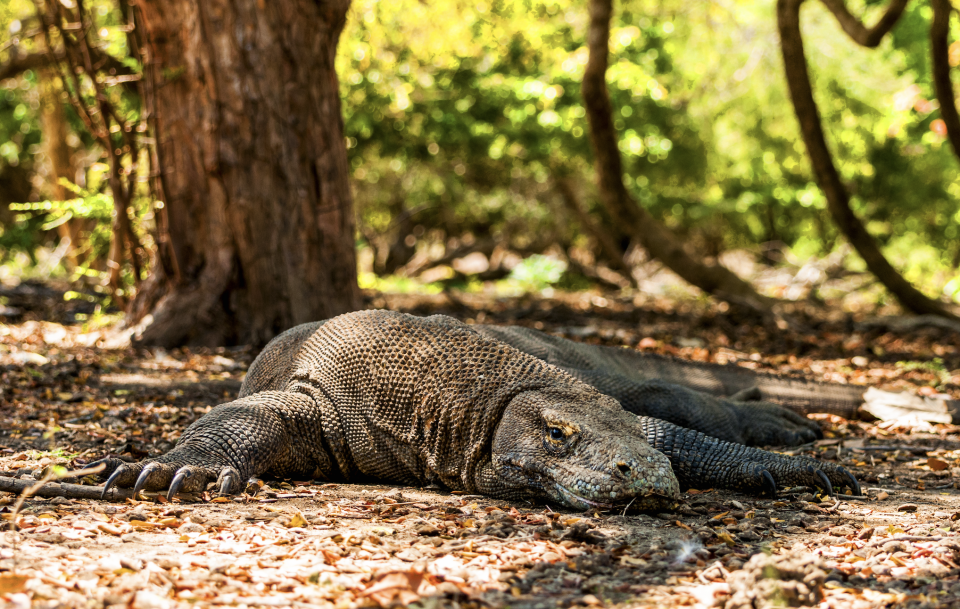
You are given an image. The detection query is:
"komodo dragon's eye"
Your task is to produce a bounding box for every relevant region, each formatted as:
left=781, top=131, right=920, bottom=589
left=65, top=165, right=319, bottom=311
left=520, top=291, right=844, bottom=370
left=548, top=427, right=565, bottom=441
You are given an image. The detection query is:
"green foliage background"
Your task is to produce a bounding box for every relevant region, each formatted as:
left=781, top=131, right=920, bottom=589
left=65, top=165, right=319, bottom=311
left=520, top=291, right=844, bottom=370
left=337, top=0, right=959, bottom=297
left=1, top=0, right=958, bottom=301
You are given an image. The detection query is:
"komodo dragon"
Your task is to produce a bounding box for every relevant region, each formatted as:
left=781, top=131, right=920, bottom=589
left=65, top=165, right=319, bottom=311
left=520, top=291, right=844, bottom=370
left=92, top=310, right=860, bottom=511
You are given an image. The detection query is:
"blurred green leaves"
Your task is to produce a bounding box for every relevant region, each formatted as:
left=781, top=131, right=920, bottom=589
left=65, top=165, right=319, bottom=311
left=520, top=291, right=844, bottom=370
left=0, top=0, right=957, bottom=302
left=508, top=254, right=567, bottom=291
left=337, top=0, right=959, bottom=295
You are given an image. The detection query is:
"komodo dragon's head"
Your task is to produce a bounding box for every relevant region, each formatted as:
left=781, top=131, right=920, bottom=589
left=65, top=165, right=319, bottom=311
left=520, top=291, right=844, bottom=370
left=491, top=386, right=680, bottom=511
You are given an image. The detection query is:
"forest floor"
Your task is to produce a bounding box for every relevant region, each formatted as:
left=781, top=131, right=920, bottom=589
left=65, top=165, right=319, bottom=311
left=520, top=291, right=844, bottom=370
left=1, top=281, right=960, bottom=609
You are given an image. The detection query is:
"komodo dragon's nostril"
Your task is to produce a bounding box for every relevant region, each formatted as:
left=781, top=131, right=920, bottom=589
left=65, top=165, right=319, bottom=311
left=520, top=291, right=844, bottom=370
left=616, top=462, right=630, bottom=475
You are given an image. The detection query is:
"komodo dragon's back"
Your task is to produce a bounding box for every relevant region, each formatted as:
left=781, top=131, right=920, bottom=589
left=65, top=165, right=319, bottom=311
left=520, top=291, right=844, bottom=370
left=239, top=321, right=324, bottom=397
left=475, top=325, right=865, bottom=417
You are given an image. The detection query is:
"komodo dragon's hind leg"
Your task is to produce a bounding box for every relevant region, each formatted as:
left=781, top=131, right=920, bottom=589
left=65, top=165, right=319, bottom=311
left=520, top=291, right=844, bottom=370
left=638, top=416, right=861, bottom=497
left=92, top=391, right=331, bottom=500
left=569, top=373, right=824, bottom=447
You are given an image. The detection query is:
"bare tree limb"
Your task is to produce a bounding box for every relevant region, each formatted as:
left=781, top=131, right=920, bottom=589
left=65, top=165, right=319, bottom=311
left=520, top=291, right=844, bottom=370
left=778, top=0, right=960, bottom=320
left=931, top=0, right=960, bottom=160
left=0, top=476, right=128, bottom=500
left=0, top=465, right=132, bottom=502
left=553, top=176, right=637, bottom=286
left=819, top=0, right=909, bottom=47
left=35, top=0, right=147, bottom=307
left=0, top=48, right=64, bottom=81
left=0, top=475, right=202, bottom=502
left=583, top=0, right=773, bottom=313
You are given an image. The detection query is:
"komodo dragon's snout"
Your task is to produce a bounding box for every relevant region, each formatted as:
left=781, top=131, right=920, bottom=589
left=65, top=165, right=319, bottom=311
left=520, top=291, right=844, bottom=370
left=492, top=388, right=679, bottom=511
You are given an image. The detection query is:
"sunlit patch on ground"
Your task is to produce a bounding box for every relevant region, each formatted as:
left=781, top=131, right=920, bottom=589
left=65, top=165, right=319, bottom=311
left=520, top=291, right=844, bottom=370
left=1, top=286, right=959, bottom=608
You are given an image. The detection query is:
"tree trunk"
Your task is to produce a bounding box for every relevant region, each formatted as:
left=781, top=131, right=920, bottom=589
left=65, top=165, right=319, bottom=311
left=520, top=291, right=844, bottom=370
left=778, top=0, right=960, bottom=319
left=129, top=0, right=361, bottom=347
left=584, top=0, right=773, bottom=313
left=38, top=70, right=83, bottom=270
left=930, top=0, right=960, bottom=161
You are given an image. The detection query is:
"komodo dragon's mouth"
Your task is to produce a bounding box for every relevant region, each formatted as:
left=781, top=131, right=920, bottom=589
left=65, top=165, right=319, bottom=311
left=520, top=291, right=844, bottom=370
left=554, top=484, right=615, bottom=509
left=554, top=483, right=674, bottom=512
left=499, top=460, right=675, bottom=511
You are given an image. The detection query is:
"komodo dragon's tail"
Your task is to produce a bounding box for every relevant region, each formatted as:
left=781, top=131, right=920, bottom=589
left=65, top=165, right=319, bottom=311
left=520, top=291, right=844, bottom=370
left=476, top=325, right=959, bottom=421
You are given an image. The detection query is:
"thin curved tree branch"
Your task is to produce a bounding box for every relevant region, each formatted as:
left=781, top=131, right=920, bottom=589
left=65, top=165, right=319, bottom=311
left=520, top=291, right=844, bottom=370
left=778, top=0, right=960, bottom=320
left=0, top=48, right=64, bottom=81
left=35, top=0, right=146, bottom=306
left=583, top=0, right=774, bottom=314
left=931, top=0, right=960, bottom=159
left=553, top=175, right=636, bottom=285
left=819, top=0, right=910, bottom=47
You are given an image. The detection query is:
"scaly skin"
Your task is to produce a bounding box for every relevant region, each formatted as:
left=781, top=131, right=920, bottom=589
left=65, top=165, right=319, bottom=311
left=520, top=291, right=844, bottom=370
left=475, top=325, right=844, bottom=446
left=93, top=311, right=860, bottom=509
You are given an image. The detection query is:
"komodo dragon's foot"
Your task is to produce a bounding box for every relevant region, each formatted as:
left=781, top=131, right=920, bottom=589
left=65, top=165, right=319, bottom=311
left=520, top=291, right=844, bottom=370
left=639, top=416, right=862, bottom=498
left=90, top=392, right=323, bottom=501
left=727, top=397, right=825, bottom=447
left=91, top=456, right=243, bottom=500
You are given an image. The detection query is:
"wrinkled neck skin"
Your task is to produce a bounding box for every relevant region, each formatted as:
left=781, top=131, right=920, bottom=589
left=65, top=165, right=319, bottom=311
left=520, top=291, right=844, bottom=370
left=490, top=387, right=680, bottom=511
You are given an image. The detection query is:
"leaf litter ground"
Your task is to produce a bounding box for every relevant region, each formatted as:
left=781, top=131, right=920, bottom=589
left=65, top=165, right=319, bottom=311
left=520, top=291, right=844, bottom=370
left=2, top=284, right=960, bottom=609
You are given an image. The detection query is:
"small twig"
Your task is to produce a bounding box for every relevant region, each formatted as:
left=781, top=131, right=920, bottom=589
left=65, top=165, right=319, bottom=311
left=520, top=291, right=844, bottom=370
left=866, top=535, right=954, bottom=548
left=836, top=494, right=867, bottom=501
left=850, top=445, right=930, bottom=454
left=622, top=497, right=636, bottom=517
left=779, top=442, right=818, bottom=456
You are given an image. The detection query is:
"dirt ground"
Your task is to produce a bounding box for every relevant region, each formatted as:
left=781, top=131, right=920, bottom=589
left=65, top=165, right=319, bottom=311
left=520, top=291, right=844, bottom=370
left=1, top=283, right=960, bottom=608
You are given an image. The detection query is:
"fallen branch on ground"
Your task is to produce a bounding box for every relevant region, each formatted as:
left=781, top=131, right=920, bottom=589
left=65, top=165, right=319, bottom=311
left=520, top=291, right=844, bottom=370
left=0, top=474, right=132, bottom=501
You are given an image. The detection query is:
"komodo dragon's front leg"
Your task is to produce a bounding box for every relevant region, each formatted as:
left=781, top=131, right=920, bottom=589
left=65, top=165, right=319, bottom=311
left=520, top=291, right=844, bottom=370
left=94, top=391, right=333, bottom=499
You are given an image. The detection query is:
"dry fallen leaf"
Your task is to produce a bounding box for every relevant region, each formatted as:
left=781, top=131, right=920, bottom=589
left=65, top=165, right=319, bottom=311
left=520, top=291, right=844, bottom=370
left=716, top=530, right=736, bottom=547
left=0, top=573, right=28, bottom=594
left=927, top=458, right=949, bottom=471
left=361, top=570, right=426, bottom=607
left=98, top=522, right=124, bottom=535
left=288, top=512, right=308, bottom=528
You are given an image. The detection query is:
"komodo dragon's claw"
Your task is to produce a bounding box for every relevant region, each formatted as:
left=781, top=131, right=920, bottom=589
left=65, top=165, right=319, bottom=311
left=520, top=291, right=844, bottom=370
left=760, top=469, right=777, bottom=497
left=132, top=463, right=161, bottom=499
left=219, top=472, right=237, bottom=495
left=167, top=468, right=193, bottom=501
left=810, top=467, right=834, bottom=496
left=101, top=466, right=127, bottom=500
left=839, top=467, right=862, bottom=496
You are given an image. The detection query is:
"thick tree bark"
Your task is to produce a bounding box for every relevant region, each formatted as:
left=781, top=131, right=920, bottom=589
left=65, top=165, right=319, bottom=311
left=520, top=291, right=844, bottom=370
left=778, top=0, right=960, bottom=319
left=128, top=0, right=361, bottom=347
left=931, top=0, right=960, bottom=160
left=584, top=0, right=772, bottom=312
